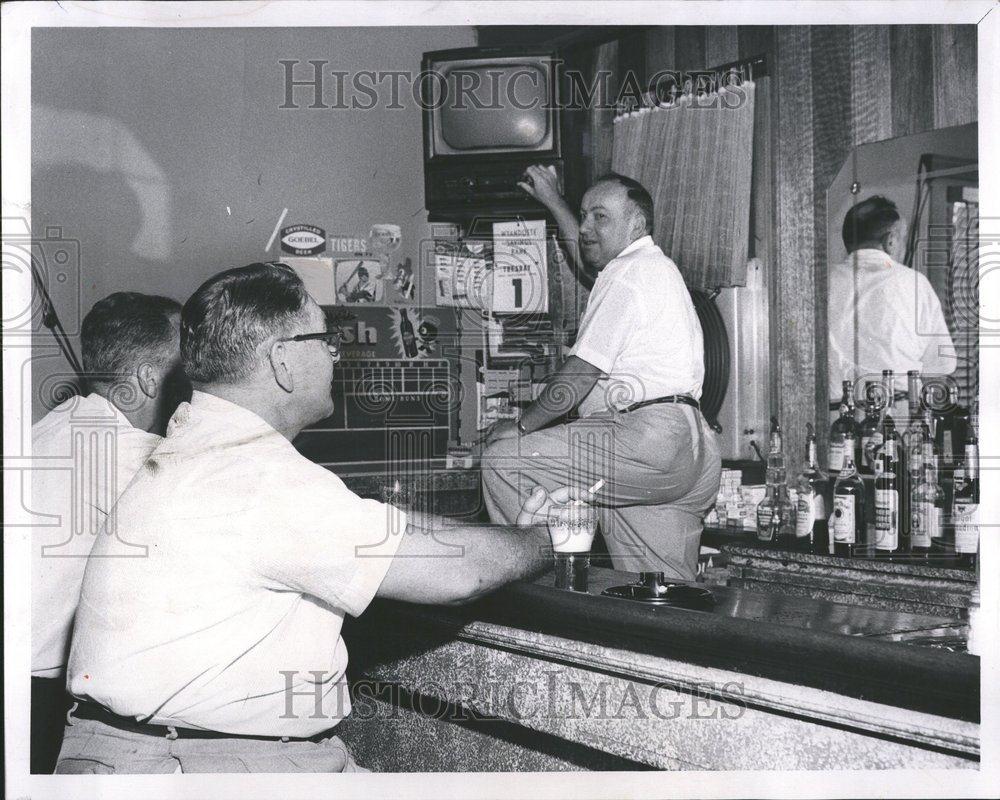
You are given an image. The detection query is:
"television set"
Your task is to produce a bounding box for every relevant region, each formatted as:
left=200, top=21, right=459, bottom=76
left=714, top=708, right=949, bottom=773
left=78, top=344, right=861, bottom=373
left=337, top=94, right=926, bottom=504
left=422, top=46, right=562, bottom=218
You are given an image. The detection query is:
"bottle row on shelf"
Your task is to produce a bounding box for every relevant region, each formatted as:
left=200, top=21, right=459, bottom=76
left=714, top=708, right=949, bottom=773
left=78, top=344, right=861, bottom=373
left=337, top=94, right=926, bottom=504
left=748, top=369, right=979, bottom=568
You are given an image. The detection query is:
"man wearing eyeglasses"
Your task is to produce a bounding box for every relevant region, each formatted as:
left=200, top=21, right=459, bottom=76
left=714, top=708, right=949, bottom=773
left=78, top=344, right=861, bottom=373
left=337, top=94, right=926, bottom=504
left=56, top=262, right=564, bottom=773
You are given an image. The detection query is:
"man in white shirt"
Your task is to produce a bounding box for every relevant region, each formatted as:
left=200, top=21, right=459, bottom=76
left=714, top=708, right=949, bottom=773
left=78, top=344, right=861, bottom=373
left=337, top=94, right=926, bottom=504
left=31, top=292, right=184, bottom=773
left=828, top=195, right=957, bottom=403
left=482, top=168, right=722, bottom=580
left=57, top=262, right=562, bottom=774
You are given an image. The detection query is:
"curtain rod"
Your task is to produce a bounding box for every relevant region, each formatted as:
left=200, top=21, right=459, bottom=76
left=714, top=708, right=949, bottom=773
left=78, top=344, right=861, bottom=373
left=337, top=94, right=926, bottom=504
left=641, top=53, right=768, bottom=106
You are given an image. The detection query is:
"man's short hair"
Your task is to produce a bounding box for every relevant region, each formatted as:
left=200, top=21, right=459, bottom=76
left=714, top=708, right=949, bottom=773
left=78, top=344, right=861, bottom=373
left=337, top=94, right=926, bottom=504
left=182, top=262, right=311, bottom=384
left=82, top=293, right=181, bottom=383
left=842, top=195, right=900, bottom=252
left=593, top=172, right=655, bottom=234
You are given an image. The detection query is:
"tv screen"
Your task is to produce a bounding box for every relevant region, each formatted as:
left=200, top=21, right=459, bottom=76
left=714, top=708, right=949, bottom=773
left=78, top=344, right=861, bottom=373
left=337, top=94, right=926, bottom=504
left=425, top=52, right=558, bottom=159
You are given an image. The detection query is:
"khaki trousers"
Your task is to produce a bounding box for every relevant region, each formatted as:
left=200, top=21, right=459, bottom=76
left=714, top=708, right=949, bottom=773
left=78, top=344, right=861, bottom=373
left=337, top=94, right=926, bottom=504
left=55, top=715, right=367, bottom=773
left=481, top=403, right=721, bottom=580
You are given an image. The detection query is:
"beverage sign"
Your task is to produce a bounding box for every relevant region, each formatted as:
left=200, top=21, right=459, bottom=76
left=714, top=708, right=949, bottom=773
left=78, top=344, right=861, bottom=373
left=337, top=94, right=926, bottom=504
left=280, top=224, right=327, bottom=256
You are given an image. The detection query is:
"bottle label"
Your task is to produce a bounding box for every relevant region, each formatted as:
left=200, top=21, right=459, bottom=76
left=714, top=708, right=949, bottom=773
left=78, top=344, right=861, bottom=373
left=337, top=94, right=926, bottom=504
left=832, top=495, right=856, bottom=543
left=953, top=500, right=979, bottom=554
left=875, top=488, right=899, bottom=550
left=910, top=502, right=939, bottom=548
left=796, top=495, right=814, bottom=539
left=828, top=442, right=844, bottom=473
left=756, top=507, right=774, bottom=541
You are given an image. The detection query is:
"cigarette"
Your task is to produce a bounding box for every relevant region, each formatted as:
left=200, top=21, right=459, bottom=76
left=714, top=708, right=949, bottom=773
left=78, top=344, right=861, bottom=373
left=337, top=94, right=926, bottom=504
left=587, top=478, right=605, bottom=495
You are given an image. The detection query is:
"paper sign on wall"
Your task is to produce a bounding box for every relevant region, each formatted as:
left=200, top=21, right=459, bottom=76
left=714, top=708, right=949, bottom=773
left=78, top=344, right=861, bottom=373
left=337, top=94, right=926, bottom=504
left=433, top=239, right=492, bottom=309
left=491, top=219, right=548, bottom=314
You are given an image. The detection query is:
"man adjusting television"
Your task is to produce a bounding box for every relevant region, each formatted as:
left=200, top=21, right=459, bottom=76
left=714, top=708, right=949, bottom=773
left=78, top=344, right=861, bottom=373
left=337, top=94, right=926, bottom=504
left=480, top=166, right=722, bottom=581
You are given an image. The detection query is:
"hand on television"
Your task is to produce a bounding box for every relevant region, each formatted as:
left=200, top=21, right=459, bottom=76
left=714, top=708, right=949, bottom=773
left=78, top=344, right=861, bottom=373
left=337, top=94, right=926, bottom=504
left=517, top=164, right=562, bottom=207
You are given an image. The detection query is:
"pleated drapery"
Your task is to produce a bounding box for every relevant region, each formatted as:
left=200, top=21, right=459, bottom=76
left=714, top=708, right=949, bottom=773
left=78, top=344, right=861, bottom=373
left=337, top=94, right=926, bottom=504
left=611, top=82, right=756, bottom=289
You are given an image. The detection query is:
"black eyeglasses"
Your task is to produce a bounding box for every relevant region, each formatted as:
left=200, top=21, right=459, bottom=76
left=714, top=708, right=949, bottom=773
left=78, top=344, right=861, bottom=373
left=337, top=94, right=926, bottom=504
left=279, top=331, right=342, bottom=361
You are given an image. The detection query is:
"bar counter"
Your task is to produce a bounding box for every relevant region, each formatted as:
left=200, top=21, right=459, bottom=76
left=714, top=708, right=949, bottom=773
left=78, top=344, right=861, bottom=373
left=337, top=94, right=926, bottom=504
left=339, top=565, right=979, bottom=771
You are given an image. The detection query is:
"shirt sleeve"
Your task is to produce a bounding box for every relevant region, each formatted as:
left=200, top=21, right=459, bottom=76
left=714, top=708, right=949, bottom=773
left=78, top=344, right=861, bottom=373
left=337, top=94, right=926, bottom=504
left=252, top=466, right=407, bottom=618
left=917, top=275, right=958, bottom=376
left=568, top=279, right=638, bottom=374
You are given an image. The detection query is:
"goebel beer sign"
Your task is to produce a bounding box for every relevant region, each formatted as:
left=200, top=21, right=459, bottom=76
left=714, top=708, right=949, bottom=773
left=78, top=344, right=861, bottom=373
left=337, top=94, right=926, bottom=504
left=280, top=224, right=327, bottom=256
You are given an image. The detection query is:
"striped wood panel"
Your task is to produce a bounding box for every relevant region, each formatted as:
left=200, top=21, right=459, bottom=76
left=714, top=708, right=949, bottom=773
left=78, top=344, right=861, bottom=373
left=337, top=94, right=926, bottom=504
left=774, top=26, right=818, bottom=470
left=931, top=26, right=978, bottom=128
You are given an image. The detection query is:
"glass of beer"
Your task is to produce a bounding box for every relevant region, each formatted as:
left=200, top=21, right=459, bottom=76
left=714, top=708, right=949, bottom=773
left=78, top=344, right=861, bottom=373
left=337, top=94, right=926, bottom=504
left=547, top=500, right=599, bottom=592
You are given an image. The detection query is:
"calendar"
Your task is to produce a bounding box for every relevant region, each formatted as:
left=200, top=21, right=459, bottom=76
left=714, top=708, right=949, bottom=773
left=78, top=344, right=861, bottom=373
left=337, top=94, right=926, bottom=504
left=491, top=219, right=548, bottom=314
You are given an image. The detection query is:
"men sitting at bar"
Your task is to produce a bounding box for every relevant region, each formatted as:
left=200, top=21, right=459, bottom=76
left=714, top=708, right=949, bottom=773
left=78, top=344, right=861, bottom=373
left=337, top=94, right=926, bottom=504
left=32, top=292, right=184, bottom=773
left=828, top=195, right=957, bottom=402
left=481, top=167, right=722, bottom=581
left=57, top=262, right=563, bottom=774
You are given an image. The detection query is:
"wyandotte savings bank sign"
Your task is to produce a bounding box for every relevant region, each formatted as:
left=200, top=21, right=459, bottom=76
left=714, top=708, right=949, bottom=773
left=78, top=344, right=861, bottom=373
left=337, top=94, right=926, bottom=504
left=280, top=224, right=327, bottom=256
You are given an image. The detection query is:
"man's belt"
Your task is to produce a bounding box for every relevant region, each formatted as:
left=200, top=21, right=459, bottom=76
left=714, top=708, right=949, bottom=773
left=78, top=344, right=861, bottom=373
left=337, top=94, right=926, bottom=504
left=621, top=394, right=700, bottom=413
left=71, top=700, right=331, bottom=743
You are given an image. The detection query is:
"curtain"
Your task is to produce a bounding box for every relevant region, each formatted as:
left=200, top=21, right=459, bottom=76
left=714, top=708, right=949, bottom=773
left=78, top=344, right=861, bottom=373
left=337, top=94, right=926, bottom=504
left=611, top=82, right=756, bottom=289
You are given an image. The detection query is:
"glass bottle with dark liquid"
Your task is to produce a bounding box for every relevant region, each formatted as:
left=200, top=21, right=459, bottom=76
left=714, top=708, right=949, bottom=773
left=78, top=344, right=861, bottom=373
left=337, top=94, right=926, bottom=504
left=910, top=446, right=943, bottom=557
left=828, top=381, right=859, bottom=478
left=953, top=431, right=979, bottom=570
left=859, top=383, right=881, bottom=476
left=832, top=432, right=868, bottom=558
left=796, top=423, right=829, bottom=553
left=874, top=432, right=903, bottom=557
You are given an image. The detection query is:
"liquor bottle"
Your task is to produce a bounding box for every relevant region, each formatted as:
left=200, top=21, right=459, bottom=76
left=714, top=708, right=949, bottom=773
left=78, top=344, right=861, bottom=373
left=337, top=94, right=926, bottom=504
left=953, top=430, right=979, bottom=570
left=874, top=433, right=903, bottom=556
left=933, top=383, right=965, bottom=469
left=905, top=370, right=922, bottom=431
left=859, top=383, right=881, bottom=475
left=832, top=432, right=868, bottom=558
left=910, top=447, right=943, bottom=556
left=881, top=370, right=897, bottom=438
left=765, top=416, right=784, bottom=486
left=796, top=423, right=829, bottom=553
left=828, top=382, right=859, bottom=477
left=756, top=484, right=796, bottom=547
left=399, top=309, right=418, bottom=357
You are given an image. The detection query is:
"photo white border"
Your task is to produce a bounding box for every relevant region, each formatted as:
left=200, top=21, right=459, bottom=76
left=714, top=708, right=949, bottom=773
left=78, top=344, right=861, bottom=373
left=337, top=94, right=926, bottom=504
left=3, top=2, right=997, bottom=798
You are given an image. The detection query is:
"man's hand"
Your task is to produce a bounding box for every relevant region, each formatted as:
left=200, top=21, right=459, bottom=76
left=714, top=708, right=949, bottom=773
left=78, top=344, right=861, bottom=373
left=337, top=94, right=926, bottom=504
left=485, top=419, right=521, bottom=446
left=517, top=164, right=565, bottom=210
left=516, top=485, right=590, bottom=527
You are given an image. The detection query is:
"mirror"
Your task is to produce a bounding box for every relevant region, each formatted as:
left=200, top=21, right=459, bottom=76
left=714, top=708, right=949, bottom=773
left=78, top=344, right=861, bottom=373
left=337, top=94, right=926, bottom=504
left=825, top=122, right=978, bottom=419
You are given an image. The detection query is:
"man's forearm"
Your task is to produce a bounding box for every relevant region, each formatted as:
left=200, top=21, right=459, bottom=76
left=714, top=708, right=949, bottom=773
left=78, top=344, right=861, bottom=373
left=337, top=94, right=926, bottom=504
left=518, top=360, right=601, bottom=434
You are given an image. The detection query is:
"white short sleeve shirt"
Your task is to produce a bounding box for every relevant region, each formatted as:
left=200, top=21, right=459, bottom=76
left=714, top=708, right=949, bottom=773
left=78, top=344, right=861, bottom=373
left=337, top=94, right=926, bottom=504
left=31, top=393, right=161, bottom=678
left=66, top=391, right=406, bottom=737
left=568, top=236, right=705, bottom=417
left=828, top=249, right=957, bottom=399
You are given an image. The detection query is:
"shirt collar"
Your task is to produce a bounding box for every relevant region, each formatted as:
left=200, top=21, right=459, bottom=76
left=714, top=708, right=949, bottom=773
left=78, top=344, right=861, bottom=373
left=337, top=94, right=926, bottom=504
left=165, top=390, right=284, bottom=448
left=615, top=235, right=655, bottom=260
left=844, top=248, right=897, bottom=271
left=600, top=235, right=655, bottom=276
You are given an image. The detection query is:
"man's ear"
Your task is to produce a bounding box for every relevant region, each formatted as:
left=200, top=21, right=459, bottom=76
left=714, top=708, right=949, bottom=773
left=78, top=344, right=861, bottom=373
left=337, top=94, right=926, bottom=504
left=269, top=340, right=294, bottom=393
left=631, top=211, right=647, bottom=240
left=136, top=362, right=159, bottom=399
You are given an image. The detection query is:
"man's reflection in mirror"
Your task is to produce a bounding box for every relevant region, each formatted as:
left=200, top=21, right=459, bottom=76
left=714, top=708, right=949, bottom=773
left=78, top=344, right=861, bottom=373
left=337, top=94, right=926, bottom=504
left=828, top=195, right=957, bottom=406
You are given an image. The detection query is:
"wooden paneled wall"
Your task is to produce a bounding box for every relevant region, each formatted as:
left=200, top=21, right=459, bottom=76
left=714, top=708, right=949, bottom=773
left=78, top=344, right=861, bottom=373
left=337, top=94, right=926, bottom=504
left=633, top=24, right=978, bottom=463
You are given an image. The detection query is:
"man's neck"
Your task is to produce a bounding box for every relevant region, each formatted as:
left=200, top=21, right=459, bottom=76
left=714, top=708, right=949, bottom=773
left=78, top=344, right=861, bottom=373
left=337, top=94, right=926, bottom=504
left=92, top=385, right=155, bottom=433
left=193, top=382, right=303, bottom=441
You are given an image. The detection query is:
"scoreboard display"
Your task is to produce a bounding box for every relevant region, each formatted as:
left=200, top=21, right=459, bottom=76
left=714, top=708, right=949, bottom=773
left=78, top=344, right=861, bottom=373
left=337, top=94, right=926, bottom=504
left=293, top=306, right=460, bottom=475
